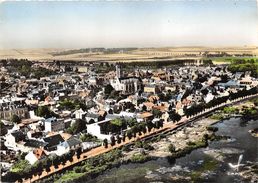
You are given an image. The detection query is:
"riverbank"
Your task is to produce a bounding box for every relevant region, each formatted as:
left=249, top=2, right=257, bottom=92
left=123, top=118, right=218, bottom=160
left=38, top=96, right=258, bottom=183
left=86, top=118, right=257, bottom=183
left=50, top=117, right=220, bottom=183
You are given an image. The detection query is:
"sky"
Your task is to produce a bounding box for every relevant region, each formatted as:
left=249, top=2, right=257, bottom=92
left=0, top=1, right=257, bottom=49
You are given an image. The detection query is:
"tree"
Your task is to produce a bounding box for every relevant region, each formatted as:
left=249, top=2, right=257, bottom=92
left=126, top=130, right=133, bottom=140
left=43, top=158, right=52, bottom=174
left=68, top=150, right=75, bottom=162
left=35, top=106, right=52, bottom=118
left=152, top=109, right=162, bottom=118
left=110, top=135, right=116, bottom=146
left=104, top=84, right=114, bottom=96
left=131, top=126, right=138, bottom=138
left=52, top=155, right=60, bottom=169
left=11, top=114, right=21, bottom=123
left=142, top=105, right=147, bottom=111
left=122, top=132, right=126, bottom=142
left=67, top=119, right=86, bottom=135
left=169, top=111, right=181, bottom=122
left=168, top=144, right=176, bottom=153
left=116, top=134, right=121, bottom=144
left=103, top=138, right=108, bottom=148
left=76, top=147, right=82, bottom=159
left=146, top=121, right=154, bottom=132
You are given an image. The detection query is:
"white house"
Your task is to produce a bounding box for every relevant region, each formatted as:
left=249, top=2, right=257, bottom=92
left=74, top=109, right=86, bottom=119
left=86, top=119, right=112, bottom=140
left=204, top=92, right=214, bottom=103
left=56, top=136, right=81, bottom=156
left=44, top=117, right=65, bottom=132
left=4, top=131, right=25, bottom=150
left=25, top=148, right=46, bottom=165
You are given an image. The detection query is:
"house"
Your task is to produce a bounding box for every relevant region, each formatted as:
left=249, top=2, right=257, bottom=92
left=77, top=66, right=88, bottom=73
left=87, top=119, right=112, bottom=140
left=85, top=113, right=103, bottom=124
left=165, top=85, right=176, bottom=92
left=27, top=130, right=43, bottom=139
left=139, top=112, right=154, bottom=122
left=74, top=109, right=86, bottom=119
left=142, top=102, right=155, bottom=111
left=43, top=134, right=65, bottom=151
left=144, top=85, right=159, bottom=94
left=25, top=148, right=46, bottom=165
left=56, top=136, right=81, bottom=156
left=44, top=117, right=65, bottom=132
left=4, top=131, right=25, bottom=149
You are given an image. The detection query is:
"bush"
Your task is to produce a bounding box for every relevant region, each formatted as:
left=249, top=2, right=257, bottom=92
left=168, top=144, right=176, bottom=153
left=11, top=114, right=21, bottom=123
left=130, top=154, right=148, bottom=163
left=206, top=126, right=218, bottom=132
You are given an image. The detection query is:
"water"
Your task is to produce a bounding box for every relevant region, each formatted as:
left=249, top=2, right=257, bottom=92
left=87, top=118, right=258, bottom=183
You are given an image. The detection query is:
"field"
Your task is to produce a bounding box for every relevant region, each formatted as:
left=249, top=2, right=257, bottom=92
left=0, top=46, right=257, bottom=62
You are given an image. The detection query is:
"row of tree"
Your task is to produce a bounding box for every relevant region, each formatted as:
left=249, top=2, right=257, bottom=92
left=102, top=119, right=164, bottom=148
left=184, top=87, right=258, bottom=118
left=3, top=148, right=83, bottom=182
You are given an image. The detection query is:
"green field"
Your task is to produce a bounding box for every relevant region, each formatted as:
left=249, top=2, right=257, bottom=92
left=211, top=56, right=258, bottom=63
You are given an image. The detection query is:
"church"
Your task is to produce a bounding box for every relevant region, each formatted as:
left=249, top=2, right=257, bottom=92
left=110, top=65, right=142, bottom=94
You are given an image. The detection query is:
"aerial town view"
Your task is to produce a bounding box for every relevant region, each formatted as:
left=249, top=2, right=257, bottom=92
left=0, top=1, right=257, bottom=183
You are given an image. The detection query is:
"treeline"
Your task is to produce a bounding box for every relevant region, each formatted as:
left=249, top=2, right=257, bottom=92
left=0, top=59, right=56, bottom=78
left=3, top=148, right=83, bottom=182
left=228, top=59, right=258, bottom=77
left=43, top=149, right=123, bottom=183
left=184, top=87, right=258, bottom=117
left=119, top=59, right=194, bottom=69
left=51, top=48, right=138, bottom=56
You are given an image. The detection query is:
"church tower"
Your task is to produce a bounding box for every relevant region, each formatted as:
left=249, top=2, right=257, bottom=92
left=116, top=64, right=122, bottom=78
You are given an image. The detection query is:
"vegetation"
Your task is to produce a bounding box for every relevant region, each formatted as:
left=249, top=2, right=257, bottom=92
left=228, top=59, right=258, bottom=77
left=4, top=59, right=56, bottom=78
left=35, top=106, right=58, bottom=118
left=133, top=141, right=154, bottom=151
left=80, top=133, right=98, bottom=142
left=241, top=107, right=258, bottom=120
left=210, top=113, right=224, bottom=120
left=3, top=150, right=77, bottom=182
left=11, top=114, right=21, bottom=123
left=54, top=149, right=123, bottom=183
left=130, top=153, right=149, bottom=163
left=168, top=144, right=176, bottom=153
left=59, top=99, right=87, bottom=111
left=168, top=133, right=211, bottom=162
left=189, top=157, right=219, bottom=182
left=103, top=139, right=108, bottom=148
left=223, top=106, right=239, bottom=114
left=66, top=119, right=86, bottom=135
left=10, top=160, right=30, bottom=173
left=184, top=87, right=258, bottom=118
left=206, top=126, right=218, bottom=132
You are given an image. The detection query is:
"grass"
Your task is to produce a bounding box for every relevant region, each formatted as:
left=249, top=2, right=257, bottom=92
left=211, top=56, right=258, bottom=62
left=55, top=172, right=84, bottom=183
left=10, top=160, right=30, bottom=173
left=190, top=157, right=219, bottom=182
left=130, top=153, right=149, bottom=163
left=210, top=113, right=224, bottom=120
